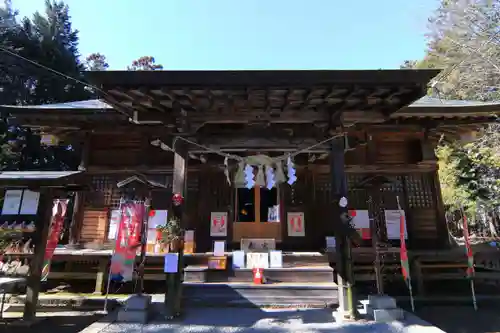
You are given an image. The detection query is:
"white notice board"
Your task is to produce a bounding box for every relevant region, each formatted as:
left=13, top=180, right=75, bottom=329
left=384, top=210, right=408, bottom=240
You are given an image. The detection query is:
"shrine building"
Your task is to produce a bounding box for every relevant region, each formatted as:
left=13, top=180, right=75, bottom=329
left=3, top=69, right=500, bottom=295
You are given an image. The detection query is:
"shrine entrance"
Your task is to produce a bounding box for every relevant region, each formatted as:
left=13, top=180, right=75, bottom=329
left=232, top=185, right=282, bottom=246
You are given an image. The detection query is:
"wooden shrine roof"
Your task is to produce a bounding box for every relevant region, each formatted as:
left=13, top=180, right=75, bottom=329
left=0, top=171, right=86, bottom=189
left=4, top=69, right=500, bottom=140
left=84, top=69, right=438, bottom=130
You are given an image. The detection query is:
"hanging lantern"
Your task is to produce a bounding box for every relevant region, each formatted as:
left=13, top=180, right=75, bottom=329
left=172, top=193, right=184, bottom=206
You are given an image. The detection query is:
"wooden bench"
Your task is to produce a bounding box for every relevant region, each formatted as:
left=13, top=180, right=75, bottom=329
left=414, top=260, right=471, bottom=294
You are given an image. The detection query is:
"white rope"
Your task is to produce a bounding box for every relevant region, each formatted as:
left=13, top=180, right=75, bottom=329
left=159, top=121, right=359, bottom=164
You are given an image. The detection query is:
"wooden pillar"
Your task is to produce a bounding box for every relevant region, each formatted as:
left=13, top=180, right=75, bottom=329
left=23, top=189, right=54, bottom=321
left=330, top=137, right=357, bottom=319
left=165, top=138, right=188, bottom=318
left=69, top=132, right=90, bottom=245
left=94, top=257, right=107, bottom=295
left=432, top=170, right=449, bottom=248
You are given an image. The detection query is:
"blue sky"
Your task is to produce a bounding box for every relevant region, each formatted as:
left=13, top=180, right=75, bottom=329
left=13, top=0, right=439, bottom=70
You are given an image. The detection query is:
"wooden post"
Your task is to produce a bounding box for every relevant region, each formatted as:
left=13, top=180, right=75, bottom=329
left=94, top=258, right=107, bottom=295
left=137, top=195, right=151, bottom=293
left=432, top=171, right=449, bottom=248
left=330, top=137, right=357, bottom=320
left=23, top=189, right=54, bottom=321
left=165, top=138, right=188, bottom=318
left=69, top=132, right=90, bottom=245
left=367, top=194, right=384, bottom=295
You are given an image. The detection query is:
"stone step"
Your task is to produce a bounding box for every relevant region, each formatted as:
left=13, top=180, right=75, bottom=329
left=185, top=265, right=334, bottom=283
left=182, top=282, right=338, bottom=308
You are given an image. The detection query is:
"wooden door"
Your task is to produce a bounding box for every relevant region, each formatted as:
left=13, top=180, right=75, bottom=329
left=232, top=186, right=282, bottom=243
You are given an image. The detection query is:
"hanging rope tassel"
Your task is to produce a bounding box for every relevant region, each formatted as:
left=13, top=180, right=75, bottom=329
left=234, top=162, right=245, bottom=186
left=256, top=165, right=265, bottom=187
left=224, top=156, right=231, bottom=185
left=274, top=161, right=286, bottom=184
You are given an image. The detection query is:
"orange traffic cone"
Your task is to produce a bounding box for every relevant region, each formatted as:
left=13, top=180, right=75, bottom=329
left=253, top=268, right=263, bottom=284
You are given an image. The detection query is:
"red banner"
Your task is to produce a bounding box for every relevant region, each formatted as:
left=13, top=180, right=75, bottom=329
left=41, top=199, right=69, bottom=281
left=463, top=213, right=475, bottom=277
left=110, top=203, right=145, bottom=281
left=399, top=209, right=410, bottom=280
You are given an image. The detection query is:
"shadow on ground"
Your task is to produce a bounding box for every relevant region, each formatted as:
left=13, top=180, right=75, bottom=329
left=412, top=305, right=500, bottom=333
left=0, top=313, right=104, bottom=333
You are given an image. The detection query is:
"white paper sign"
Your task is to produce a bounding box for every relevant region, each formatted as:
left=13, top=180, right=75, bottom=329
left=213, top=240, right=226, bottom=256
left=349, top=210, right=370, bottom=229
left=232, top=250, right=245, bottom=268
left=385, top=210, right=408, bottom=240
left=146, top=229, right=157, bottom=244
left=107, top=209, right=121, bottom=240
left=1, top=190, right=22, bottom=215
left=148, top=210, right=168, bottom=228
left=240, top=238, right=276, bottom=252
left=19, top=190, right=39, bottom=215
left=326, top=236, right=336, bottom=251
left=287, top=212, right=305, bottom=237
left=268, top=205, right=280, bottom=222
left=185, top=230, right=194, bottom=242
left=164, top=253, right=179, bottom=273
left=246, top=252, right=269, bottom=269
left=269, top=250, right=283, bottom=268
left=210, top=212, right=228, bottom=237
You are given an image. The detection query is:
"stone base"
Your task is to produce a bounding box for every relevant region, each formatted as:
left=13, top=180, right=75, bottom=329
left=373, top=308, right=404, bottom=322
left=117, top=309, right=149, bottom=324
left=367, top=295, right=397, bottom=309
left=365, top=295, right=404, bottom=322
left=116, top=294, right=152, bottom=324
left=332, top=310, right=356, bottom=323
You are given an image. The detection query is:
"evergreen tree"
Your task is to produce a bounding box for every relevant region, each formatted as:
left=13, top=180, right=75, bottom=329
left=0, top=0, right=92, bottom=171
left=408, top=0, right=500, bottom=233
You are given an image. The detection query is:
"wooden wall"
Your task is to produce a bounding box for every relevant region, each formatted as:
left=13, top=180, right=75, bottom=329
left=77, top=131, right=447, bottom=250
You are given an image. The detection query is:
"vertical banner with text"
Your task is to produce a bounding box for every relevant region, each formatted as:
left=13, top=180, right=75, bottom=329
left=110, top=202, right=145, bottom=282
left=41, top=199, right=69, bottom=281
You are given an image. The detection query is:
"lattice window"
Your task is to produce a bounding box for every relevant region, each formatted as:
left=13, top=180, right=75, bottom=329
left=380, top=175, right=404, bottom=193
left=89, top=175, right=121, bottom=208
left=404, top=174, right=434, bottom=208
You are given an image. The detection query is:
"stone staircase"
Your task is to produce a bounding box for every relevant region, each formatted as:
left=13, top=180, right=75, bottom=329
left=182, top=252, right=338, bottom=307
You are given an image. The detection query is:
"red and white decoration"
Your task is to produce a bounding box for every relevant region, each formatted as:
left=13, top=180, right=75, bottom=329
left=172, top=193, right=184, bottom=206
left=287, top=212, right=305, bottom=237
left=210, top=212, right=228, bottom=237
left=348, top=209, right=371, bottom=240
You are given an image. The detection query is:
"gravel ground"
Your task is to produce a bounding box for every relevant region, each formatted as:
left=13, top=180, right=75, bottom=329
left=99, top=307, right=439, bottom=333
